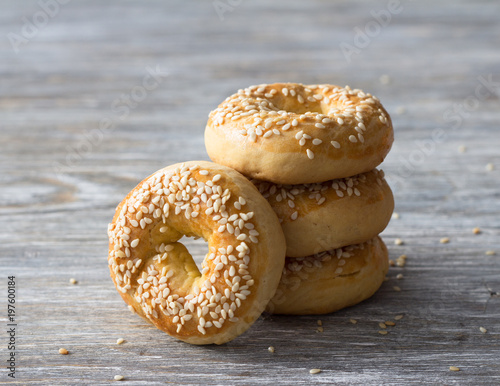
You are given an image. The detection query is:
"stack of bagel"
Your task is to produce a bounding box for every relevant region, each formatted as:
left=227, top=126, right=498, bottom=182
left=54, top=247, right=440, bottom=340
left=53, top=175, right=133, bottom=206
left=107, top=82, right=395, bottom=345
left=205, top=83, right=394, bottom=315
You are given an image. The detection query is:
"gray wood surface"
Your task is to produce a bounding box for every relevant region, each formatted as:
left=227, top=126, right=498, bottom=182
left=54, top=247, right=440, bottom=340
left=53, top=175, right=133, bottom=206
left=1, top=0, right=499, bottom=384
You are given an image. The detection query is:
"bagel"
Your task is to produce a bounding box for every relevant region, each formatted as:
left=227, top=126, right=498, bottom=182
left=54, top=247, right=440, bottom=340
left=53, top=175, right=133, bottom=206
left=266, top=236, right=388, bottom=315
left=107, top=161, right=286, bottom=345
left=253, top=169, right=394, bottom=257
left=205, top=83, right=393, bottom=184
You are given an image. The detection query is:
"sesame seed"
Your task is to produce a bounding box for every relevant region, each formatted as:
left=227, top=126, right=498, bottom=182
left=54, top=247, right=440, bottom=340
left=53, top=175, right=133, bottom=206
left=458, top=145, right=466, bottom=153
left=309, top=369, right=321, bottom=374
left=306, top=149, right=315, bottom=159
left=330, top=141, right=341, bottom=148
left=114, top=375, right=125, bottom=381
left=378, top=330, right=388, bottom=335
left=479, top=327, right=487, bottom=333
left=312, top=139, right=322, bottom=145
left=440, top=237, right=450, bottom=244
left=315, top=123, right=325, bottom=129
left=69, top=278, right=77, bottom=285
left=350, top=319, right=357, bottom=324
left=394, top=315, right=404, bottom=320
left=486, top=250, right=496, bottom=255
left=385, top=321, right=396, bottom=326
left=379, top=322, right=387, bottom=329
left=317, top=320, right=322, bottom=326
left=290, top=211, right=298, bottom=221
left=449, top=366, right=460, bottom=372
left=486, top=163, right=494, bottom=171
left=472, top=227, right=481, bottom=234
left=393, top=286, right=401, bottom=292
left=348, top=135, right=357, bottom=143
left=317, top=327, right=324, bottom=333
left=59, top=348, right=69, bottom=355
left=268, top=346, right=275, bottom=353
left=394, top=238, right=404, bottom=245
left=379, top=74, right=391, bottom=85
left=392, top=212, right=400, bottom=219
left=396, top=274, right=404, bottom=279
left=116, top=338, right=125, bottom=345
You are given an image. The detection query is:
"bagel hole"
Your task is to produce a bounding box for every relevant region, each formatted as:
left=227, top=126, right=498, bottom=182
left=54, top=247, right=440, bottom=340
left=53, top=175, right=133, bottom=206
left=272, top=98, right=324, bottom=115
left=178, top=235, right=209, bottom=273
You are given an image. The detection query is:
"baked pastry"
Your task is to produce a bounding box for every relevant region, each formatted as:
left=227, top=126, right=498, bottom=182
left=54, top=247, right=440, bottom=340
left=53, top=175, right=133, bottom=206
left=107, top=161, right=286, bottom=344
left=266, top=236, right=388, bottom=315
left=205, top=83, right=393, bottom=184
left=253, top=169, right=394, bottom=257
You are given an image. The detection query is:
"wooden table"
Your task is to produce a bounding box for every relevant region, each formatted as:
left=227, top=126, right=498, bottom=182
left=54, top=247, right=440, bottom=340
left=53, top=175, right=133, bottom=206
left=1, top=0, right=499, bottom=384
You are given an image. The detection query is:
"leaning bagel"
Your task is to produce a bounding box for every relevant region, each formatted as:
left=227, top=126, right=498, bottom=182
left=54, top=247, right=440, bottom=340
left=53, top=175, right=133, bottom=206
left=253, top=169, right=394, bottom=258
left=266, top=236, right=388, bottom=315
left=205, top=83, right=393, bottom=184
left=107, top=161, right=286, bottom=345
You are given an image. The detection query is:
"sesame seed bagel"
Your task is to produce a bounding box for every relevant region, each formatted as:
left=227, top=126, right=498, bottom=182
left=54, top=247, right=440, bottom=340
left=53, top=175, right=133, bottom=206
left=107, top=161, right=286, bottom=345
left=205, top=83, right=393, bottom=184
left=266, top=236, right=388, bottom=315
left=253, top=169, right=394, bottom=258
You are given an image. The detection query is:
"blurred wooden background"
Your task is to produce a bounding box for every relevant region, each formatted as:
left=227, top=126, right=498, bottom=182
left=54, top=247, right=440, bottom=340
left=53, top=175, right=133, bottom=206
left=0, top=0, right=499, bottom=384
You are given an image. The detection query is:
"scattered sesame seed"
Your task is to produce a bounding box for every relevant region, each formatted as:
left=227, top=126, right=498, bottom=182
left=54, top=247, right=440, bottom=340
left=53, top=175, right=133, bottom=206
left=378, top=330, right=388, bottom=335
left=472, top=227, right=481, bottom=234
left=330, top=140, right=341, bottom=149
left=389, top=260, right=395, bottom=267
left=350, top=318, right=357, bottom=324
left=440, top=237, right=450, bottom=244
left=59, top=348, right=69, bottom=355
left=379, top=322, right=387, bottom=329
left=268, top=346, right=275, bottom=353
left=116, top=338, right=125, bottom=345
left=396, top=106, right=406, bottom=115
left=486, top=163, right=494, bottom=171
left=394, top=315, right=404, bottom=320
left=317, top=327, right=324, bottom=333
left=393, top=286, right=401, bottom=292
left=379, top=74, right=391, bottom=85
left=348, top=135, right=358, bottom=143
left=392, top=212, right=400, bottom=219
left=385, top=321, right=396, bottom=326
left=479, top=327, right=487, bottom=333
left=394, top=238, right=404, bottom=245
left=485, top=250, right=496, bottom=256
left=114, top=375, right=125, bottom=381
left=317, top=320, right=322, bottom=326
left=449, top=366, right=460, bottom=372
left=69, top=278, right=77, bottom=285
left=309, top=369, right=321, bottom=374
left=458, top=145, right=466, bottom=153
left=396, top=274, right=404, bottom=279
left=306, top=149, right=315, bottom=159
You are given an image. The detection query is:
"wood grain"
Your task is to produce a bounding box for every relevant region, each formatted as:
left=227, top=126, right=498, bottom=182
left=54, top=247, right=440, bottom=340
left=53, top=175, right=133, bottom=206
left=1, top=0, right=499, bottom=384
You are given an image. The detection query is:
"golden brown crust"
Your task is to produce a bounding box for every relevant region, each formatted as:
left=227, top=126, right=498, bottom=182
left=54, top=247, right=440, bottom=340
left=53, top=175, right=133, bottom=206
left=266, top=236, right=389, bottom=315
left=205, top=83, right=393, bottom=184
left=253, top=169, right=394, bottom=257
left=108, top=161, right=286, bottom=344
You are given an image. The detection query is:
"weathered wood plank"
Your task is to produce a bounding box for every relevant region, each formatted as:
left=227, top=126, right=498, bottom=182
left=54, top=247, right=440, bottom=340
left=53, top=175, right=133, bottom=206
left=0, top=0, right=499, bottom=384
